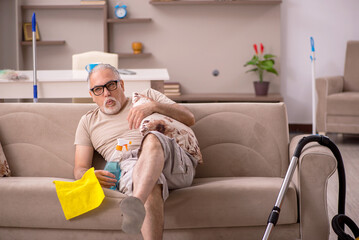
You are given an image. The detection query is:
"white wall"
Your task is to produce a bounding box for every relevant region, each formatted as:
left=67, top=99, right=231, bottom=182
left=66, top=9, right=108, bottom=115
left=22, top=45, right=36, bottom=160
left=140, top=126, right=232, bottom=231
left=16, top=0, right=281, bottom=95
left=281, top=0, right=359, bottom=124
left=0, top=0, right=17, bottom=69
left=3, top=0, right=359, bottom=124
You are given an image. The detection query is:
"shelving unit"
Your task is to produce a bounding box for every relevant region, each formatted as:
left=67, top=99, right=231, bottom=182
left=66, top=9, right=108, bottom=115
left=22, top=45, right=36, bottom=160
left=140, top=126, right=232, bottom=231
left=21, top=40, right=66, bottom=46
left=18, top=3, right=152, bottom=67
left=107, top=18, right=152, bottom=24
left=168, top=93, right=283, bottom=103
left=18, top=3, right=108, bottom=69
left=107, top=17, right=152, bottom=58
left=149, top=0, right=282, bottom=5
left=21, top=4, right=106, bottom=10
left=117, top=53, right=152, bottom=58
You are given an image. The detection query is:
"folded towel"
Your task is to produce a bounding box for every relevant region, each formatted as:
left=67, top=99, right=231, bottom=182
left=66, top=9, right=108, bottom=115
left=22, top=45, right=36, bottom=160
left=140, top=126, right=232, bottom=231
left=53, top=167, right=105, bottom=220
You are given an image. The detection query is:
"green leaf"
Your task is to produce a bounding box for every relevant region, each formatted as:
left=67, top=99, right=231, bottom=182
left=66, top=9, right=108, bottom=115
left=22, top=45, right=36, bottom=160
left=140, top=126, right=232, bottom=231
left=258, top=60, right=274, bottom=70
left=244, top=55, right=259, bottom=66
left=244, top=61, right=255, bottom=67
left=266, top=68, right=279, bottom=75
left=245, top=68, right=258, bottom=73
left=264, top=54, right=276, bottom=59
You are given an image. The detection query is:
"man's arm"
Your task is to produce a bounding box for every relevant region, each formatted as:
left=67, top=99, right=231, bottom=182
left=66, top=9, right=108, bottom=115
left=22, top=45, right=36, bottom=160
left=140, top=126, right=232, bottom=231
left=74, top=145, right=117, bottom=188
left=127, top=101, right=195, bottom=130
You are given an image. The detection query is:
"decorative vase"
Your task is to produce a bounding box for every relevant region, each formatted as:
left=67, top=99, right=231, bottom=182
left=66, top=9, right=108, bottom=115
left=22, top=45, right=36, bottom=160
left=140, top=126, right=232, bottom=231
left=132, top=42, right=143, bottom=54
left=253, top=81, right=269, bottom=96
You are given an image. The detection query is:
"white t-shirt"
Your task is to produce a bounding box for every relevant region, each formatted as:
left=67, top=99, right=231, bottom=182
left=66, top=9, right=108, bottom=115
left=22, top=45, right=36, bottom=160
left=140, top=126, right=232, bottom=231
left=74, top=88, right=175, bottom=161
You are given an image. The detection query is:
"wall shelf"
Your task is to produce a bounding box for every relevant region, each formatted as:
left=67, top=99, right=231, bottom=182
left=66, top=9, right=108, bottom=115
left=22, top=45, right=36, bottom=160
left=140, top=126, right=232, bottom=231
left=117, top=53, right=152, bottom=58
left=150, top=0, right=282, bottom=5
left=107, top=18, right=152, bottom=24
left=21, top=40, right=66, bottom=46
left=21, top=4, right=106, bottom=10
left=19, top=3, right=108, bottom=56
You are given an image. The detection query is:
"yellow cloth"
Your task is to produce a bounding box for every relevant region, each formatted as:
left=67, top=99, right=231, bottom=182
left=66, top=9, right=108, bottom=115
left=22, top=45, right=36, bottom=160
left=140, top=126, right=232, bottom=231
left=53, top=167, right=105, bottom=220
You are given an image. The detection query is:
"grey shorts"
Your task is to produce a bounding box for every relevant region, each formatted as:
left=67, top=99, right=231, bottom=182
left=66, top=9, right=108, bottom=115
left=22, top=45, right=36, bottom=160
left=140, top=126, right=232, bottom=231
left=118, top=131, right=197, bottom=201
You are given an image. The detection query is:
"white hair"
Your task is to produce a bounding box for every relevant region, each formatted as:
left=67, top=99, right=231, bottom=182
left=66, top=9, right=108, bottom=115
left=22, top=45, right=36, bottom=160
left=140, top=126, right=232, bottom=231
left=87, top=63, right=121, bottom=90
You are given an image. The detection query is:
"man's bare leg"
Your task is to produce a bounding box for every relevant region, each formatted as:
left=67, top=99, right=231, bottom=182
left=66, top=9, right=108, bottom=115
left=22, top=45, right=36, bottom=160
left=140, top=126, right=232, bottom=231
left=131, top=133, right=165, bottom=239
left=133, top=133, right=165, bottom=202
left=141, top=184, right=164, bottom=240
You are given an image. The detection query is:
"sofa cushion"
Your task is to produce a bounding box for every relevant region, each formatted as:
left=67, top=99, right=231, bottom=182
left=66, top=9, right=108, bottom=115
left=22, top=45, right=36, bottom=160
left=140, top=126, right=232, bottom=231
left=0, top=177, right=126, bottom=230
left=327, top=92, right=359, bottom=116
left=164, top=177, right=298, bottom=229
left=187, top=103, right=289, bottom=178
left=1, top=176, right=298, bottom=231
left=0, top=103, right=93, bottom=178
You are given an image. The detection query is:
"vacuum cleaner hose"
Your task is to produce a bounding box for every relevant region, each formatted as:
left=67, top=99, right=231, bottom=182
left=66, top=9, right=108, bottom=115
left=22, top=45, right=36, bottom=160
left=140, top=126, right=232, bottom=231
left=294, top=135, right=346, bottom=232
left=332, top=214, right=359, bottom=240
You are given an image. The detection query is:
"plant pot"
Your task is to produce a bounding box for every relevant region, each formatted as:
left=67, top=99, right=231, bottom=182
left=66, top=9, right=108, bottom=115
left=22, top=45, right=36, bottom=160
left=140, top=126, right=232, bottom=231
left=253, top=81, right=269, bottom=96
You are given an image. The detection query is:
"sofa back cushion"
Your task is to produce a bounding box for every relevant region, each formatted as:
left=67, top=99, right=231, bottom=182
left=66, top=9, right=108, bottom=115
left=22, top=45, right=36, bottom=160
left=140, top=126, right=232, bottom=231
left=0, top=102, right=289, bottom=179
left=0, top=103, right=95, bottom=178
left=187, top=103, right=289, bottom=178
left=344, top=41, right=359, bottom=92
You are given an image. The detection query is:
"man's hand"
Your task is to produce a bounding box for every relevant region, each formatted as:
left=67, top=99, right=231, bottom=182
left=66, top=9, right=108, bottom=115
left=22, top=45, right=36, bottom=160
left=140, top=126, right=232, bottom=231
left=94, top=170, right=118, bottom=188
left=128, top=92, right=195, bottom=129
left=127, top=101, right=155, bottom=130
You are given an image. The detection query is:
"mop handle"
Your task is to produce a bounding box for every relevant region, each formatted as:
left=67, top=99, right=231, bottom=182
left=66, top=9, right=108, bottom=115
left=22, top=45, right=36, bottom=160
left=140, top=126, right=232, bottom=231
left=310, top=37, right=316, bottom=134
left=32, top=13, right=38, bottom=103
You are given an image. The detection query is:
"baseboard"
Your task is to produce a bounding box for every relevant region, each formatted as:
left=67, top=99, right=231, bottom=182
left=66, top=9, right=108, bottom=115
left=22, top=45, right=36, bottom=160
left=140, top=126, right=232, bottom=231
left=289, top=124, right=312, bottom=134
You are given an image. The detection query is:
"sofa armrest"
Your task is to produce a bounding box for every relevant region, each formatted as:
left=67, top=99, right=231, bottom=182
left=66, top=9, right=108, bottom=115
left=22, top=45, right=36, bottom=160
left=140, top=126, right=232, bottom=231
left=289, top=135, right=337, bottom=240
left=316, top=76, right=344, bottom=132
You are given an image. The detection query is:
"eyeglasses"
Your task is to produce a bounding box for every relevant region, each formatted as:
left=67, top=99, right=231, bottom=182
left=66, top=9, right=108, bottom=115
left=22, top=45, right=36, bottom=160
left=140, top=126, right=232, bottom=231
left=90, top=80, right=120, bottom=96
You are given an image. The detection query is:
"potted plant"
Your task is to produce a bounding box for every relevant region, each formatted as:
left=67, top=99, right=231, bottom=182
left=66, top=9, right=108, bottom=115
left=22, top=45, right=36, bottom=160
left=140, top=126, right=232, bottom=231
left=244, top=43, right=278, bottom=96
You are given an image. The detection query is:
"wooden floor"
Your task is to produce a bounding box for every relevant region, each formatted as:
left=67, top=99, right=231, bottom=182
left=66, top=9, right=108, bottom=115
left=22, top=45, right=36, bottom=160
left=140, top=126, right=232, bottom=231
left=291, top=133, right=359, bottom=239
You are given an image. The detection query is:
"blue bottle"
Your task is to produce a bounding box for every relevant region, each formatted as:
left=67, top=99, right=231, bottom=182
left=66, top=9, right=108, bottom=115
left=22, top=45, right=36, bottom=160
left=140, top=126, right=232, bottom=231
left=104, top=139, right=132, bottom=190
left=104, top=161, right=121, bottom=190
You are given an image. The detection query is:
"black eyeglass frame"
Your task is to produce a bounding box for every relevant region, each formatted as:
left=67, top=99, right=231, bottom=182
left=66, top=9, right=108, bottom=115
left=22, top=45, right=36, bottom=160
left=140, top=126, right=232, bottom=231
left=90, top=80, right=120, bottom=96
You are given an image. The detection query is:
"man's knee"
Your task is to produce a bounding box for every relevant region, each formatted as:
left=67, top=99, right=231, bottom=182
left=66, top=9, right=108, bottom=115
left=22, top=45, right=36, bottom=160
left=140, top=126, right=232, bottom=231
left=142, top=133, right=163, bottom=152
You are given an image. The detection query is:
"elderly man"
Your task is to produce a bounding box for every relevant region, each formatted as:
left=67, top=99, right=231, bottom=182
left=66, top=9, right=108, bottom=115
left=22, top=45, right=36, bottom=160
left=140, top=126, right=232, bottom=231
left=73, top=64, right=198, bottom=240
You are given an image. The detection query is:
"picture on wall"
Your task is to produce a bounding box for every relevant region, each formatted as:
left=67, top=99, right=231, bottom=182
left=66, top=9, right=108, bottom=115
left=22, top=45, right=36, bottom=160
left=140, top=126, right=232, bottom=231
left=23, top=22, right=40, bottom=41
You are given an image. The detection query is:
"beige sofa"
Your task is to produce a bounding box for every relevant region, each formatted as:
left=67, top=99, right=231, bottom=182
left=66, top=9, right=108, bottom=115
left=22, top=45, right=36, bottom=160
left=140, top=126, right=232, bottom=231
left=0, top=102, right=336, bottom=240
left=316, top=40, right=359, bottom=134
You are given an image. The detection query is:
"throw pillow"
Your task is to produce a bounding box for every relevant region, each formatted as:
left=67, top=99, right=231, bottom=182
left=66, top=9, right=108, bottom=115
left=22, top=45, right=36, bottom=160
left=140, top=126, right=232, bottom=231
left=132, top=92, right=203, bottom=164
left=0, top=142, right=11, bottom=177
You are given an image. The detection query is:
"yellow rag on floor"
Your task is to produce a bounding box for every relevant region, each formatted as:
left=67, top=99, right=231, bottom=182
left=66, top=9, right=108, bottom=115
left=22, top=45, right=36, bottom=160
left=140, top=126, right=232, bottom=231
left=53, top=167, right=105, bottom=220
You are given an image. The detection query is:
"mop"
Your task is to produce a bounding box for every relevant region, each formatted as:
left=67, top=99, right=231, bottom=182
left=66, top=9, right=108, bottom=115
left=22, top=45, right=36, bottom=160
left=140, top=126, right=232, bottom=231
left=310, top=37, right=316, bottom=134
left=32, top=13, right=38, bottom=103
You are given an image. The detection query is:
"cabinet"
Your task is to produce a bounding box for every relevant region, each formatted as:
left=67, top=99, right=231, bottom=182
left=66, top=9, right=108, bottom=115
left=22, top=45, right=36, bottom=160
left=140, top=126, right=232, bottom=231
left=18, top=3, right=152, bottom=69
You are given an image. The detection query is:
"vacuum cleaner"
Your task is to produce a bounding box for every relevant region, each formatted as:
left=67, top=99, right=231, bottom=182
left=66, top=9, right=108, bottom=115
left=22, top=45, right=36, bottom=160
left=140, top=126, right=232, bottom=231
left=262, top=134, right=346, bottom=240
left=332, top=214, right=359, bottom=240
